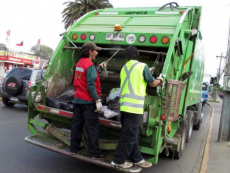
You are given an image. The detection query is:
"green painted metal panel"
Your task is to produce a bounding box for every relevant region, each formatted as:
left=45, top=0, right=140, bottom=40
left=80, top=16, right=130, bottom=25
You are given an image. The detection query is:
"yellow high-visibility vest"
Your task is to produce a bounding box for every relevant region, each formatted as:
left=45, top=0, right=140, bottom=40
left=120, top=60, right=147, bottom=114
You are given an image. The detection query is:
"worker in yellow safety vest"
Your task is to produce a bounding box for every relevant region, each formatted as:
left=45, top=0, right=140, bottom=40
left=111, top=46, right=162, bottom=169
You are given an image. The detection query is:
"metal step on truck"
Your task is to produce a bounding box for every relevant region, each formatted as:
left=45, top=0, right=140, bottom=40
left=25, top=2, right=204, bottom=172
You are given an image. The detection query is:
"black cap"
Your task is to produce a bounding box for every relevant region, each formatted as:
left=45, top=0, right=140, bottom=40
left=124, top=46, right=139, bottom=59
left=82, top=42, right=102, bottom=50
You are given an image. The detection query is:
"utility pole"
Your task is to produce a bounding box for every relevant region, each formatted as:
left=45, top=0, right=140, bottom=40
left=216, top=53, right=225, bottom=83
left=217, top=22, right=230, bottom=141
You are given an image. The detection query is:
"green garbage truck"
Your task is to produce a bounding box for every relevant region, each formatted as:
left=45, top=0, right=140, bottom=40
left=25, top=2, right=204, bottom=172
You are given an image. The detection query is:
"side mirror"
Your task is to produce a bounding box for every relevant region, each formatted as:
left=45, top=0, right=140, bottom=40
left=180, top=71, right=193, bottom=81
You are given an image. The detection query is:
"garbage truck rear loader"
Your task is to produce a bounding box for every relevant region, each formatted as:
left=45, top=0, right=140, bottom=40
left=25, top=2, right=204, bottom=172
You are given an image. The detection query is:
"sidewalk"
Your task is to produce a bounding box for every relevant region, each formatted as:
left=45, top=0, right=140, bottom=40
left=202, top=100, right=230, bottom=173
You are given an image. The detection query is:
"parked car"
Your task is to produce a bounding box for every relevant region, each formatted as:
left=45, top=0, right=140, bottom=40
left=1, top=67, right=45, bottom=106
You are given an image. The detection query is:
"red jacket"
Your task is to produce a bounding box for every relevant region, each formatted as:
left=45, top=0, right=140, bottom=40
left=74, top=58, right=101, bottom=101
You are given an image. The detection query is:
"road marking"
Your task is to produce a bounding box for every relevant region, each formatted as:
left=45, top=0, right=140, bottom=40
left=200, top=103, right=214, bottom=173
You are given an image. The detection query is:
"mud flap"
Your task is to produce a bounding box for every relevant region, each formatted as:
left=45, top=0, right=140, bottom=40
left=25, top=135, right=142, bottom=173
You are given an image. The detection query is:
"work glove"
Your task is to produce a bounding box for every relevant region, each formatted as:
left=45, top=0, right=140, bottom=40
left=99, top=62, right=107, bottom=71
left=95, top=99, right=102, bottom=112
left=157, top=73, right=163, bottom=83
left=149, top=67, right=155, bottom=75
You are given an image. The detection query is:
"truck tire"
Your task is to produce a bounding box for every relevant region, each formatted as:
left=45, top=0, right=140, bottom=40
left=193, top=103, right=202, bottom=130
left=193, top=119, right=201, bottom=130
left=174, top=122, right=186, bottom=159
left=2, top=97, right=15, bottom=107
left=186, top=110, right=194, bottom=143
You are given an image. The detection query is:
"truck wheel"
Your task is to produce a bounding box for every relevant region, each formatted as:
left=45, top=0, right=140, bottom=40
left=193, top=103, right=202, bottom=130
left=2, top=97, right=15, bottom=107
left=186, top=111, right=194, bottom=143
left=193, top=119, right=201, bottom=130
left=174, top=122, right=186, bottom=159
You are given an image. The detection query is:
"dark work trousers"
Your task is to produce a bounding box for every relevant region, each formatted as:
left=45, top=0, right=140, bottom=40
left=113, top=111, right=143, bottom=164
left=70, top=103, right=101, bottom=157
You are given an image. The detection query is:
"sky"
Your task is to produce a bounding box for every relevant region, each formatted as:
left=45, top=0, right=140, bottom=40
left=0, top=0, right=230, bottom=82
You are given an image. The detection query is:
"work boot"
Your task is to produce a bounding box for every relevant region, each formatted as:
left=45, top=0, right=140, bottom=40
left=111, top=161, right=133, bottom=169
left=134, top=159, right=152, bottom=168
left=91, top=153, right=106, bottom=160
left=70, top=148, right=81, bottom=155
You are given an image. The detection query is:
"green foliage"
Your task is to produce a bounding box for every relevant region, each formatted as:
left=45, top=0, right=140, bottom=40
left=210, top=84, right=221, bottom=101
left=62, top=0, right=113, bottom=30
left=0, top=43, right=7, bottom=50
left=31, top=45, right=53, bottom=59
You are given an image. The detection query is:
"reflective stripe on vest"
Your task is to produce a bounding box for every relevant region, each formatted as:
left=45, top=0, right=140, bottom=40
left=120, top=61, right=146, bottom=114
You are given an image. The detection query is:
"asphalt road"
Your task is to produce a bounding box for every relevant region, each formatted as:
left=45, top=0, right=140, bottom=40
left=0, top=103, right=211, bottom=173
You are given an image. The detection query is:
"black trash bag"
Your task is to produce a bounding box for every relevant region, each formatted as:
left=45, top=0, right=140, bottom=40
left=60, top=101, right=73, bottom=112
left=46, top=86, right=75, bottom=112
left=107, top=96, right=121, bottom=121
left=56, top=86, right=75, bottom=101
left=46, top=97, right=61, bottom=109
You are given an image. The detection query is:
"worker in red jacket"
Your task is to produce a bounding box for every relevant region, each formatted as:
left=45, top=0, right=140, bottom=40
left=70, top=42, right=106, bottom=160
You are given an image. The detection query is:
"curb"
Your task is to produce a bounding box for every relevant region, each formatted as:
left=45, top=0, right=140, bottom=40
left=199, top=102, right=214, bottom=173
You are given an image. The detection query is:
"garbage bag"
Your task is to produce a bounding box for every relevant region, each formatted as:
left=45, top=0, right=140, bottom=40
left=107, top=96, right=121, bottom=121
left=56, top=86, right=75, bottom=102
left=104, top=107, right=118, bottom=119
left=108, top=88, right=120, bottom=101
left=60, top=101, right=73, bottom=112
left=46, top=86, right=75, bottom=112
left=46, top=97, right=61, bottom=109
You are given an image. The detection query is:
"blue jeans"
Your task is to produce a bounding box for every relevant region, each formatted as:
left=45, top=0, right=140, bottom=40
left=113, top=111, right=143, bottom=164
left=70, top=103, right=101, bottom=157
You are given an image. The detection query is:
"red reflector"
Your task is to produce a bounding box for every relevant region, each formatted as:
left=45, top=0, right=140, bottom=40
left=150, top=36, right=157, bottom=43
left=59, top=110, right=73, bottom=118
left=81, top=34, right=86, bottom=40
left=161, top=115, right=166, bottom=120
left=181, top=11, right=184, bottom=14
left=99, top=119, right=111, bottom=126
left=38, top=105, right=50, bottom=112
left=95, top=12, right=98, bottom=15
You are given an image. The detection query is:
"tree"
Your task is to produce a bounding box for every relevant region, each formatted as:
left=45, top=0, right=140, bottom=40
left=31, top=45, right=53, bottom=60
left=62, top=0, right=113, bottom=30
left=0, top=43, right=7, bottom=50
left=210, top=84, right=221, bottom=101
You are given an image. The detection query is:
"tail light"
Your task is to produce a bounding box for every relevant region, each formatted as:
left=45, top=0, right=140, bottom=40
left=138, top=35, right=146, bottom=43
left=161, top=36, right=169, bottom=44
left=80, top=34, right=86, bottom=40
left=89, top=34, right=95, bottom=41
left=1, top=78, right=5, bottom=87
left=72, top=34, right=78, bottom=40
left=150, top=35, right=157, bottom=43
left=28, top=81, right=35, bottom=91
left=161, top=115, right=166, bottom=120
